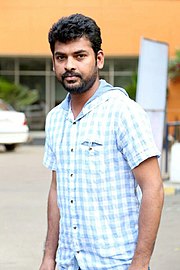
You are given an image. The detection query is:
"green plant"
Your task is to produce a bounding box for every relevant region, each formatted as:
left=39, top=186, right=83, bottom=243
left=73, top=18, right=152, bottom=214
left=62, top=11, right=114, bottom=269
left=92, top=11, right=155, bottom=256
left=168, top=50, right=180, bottom=81
left=125, top=72, right=137, bottom=100
left=0, top=78, right=39, bottom=111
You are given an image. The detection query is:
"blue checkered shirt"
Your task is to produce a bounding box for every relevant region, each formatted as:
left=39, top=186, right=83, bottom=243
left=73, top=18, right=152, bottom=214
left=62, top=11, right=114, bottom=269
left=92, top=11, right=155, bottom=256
left=43, top=80, right=160, bottom=270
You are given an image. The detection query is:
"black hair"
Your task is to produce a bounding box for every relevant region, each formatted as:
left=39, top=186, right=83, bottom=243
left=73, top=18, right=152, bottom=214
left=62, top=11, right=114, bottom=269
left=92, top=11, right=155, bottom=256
left=48, top=13, right=102, bottom=56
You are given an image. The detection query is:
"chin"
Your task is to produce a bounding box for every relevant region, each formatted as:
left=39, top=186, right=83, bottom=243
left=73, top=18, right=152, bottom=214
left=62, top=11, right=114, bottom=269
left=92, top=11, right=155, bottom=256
left=64, top=83, right=84, bottom=93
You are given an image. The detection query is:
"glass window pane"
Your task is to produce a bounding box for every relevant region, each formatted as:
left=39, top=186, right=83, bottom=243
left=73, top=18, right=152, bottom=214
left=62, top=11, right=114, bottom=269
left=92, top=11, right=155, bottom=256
left=55, top=79, right=67, bottom=105
left=19, top=75, right=45, bottom=100
left=114, top=58, right=138, bottom=71
left=114, top=75, right=137, bottom=100
left=114, top=75, right=132, bottom=88
left=0, top=75, right=14, bottom=83
left=99, top=71, right=110, bottom=83
left=19, top=58, right=45, bottom=71
left=102, top=58, right=112, bottom=72
left=19, top=75, right=46, bottom=130
left=0, top=58, right=14, bottom=71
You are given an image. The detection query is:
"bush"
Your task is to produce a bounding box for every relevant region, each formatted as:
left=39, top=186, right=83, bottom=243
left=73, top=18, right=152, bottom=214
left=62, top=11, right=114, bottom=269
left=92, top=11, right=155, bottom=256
left=168, top=50, right=180, bottom=81
left=125, top=72, right=137, bottom=100
left=0, top=78, right=39, bottom=111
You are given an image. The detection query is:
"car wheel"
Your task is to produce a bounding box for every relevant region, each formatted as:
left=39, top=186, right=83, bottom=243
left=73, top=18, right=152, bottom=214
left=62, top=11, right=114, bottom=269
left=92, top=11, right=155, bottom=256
left=4, top=144, right=16, bottom=151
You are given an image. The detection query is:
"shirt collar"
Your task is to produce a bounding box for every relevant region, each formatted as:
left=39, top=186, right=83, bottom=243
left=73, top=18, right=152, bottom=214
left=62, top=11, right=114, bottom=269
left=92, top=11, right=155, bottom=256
left=61, top=80, right=111, bottom=111
left=60, top=79, right=128, bottom=113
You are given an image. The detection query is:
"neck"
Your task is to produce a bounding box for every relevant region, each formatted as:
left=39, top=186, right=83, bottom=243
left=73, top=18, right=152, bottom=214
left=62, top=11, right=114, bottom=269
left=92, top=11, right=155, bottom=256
left=70, top=79, right=100, bottom=119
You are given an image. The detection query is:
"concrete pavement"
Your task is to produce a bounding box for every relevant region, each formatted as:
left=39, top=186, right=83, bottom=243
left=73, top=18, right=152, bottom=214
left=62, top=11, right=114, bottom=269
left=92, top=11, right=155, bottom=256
left=0, top=145, right=51, bottom=270
left=150, top=194, right=180, bottom=269
left=0, top=143, right=180, bottom=270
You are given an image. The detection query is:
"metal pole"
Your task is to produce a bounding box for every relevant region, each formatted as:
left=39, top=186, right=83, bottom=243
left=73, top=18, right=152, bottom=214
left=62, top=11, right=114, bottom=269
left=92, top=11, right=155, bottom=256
left=165, top=123, right=169, bottom=174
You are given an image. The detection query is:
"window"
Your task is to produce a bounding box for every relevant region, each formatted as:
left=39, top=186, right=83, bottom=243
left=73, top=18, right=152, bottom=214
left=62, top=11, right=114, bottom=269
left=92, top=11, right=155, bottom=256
left=100, top=57, right=138, bottom=89
left=19, top=58, right=45, bottom=71
left=0, top=58, right=14, bottom=71
left=55, top=78, right=67, bottom=105
left=0, top=55, right=138, bottom=129
left=19, top=75, right=45, bottom=100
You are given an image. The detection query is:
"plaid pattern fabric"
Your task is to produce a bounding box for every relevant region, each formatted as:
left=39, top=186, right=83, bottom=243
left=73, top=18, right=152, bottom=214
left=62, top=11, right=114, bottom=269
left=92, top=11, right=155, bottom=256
left=43, top=80, right=160, bottom=270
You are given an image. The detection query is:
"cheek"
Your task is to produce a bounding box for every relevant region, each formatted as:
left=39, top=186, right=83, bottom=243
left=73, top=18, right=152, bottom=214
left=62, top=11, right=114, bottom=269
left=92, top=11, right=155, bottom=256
left=54, top=64, right=64, bottom=75
left=83, top=61, right=96, bottom=74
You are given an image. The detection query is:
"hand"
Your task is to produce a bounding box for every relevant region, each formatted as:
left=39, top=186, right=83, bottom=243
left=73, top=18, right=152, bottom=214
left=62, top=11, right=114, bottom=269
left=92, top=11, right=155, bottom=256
left=39, top=257, right=56, bottom=270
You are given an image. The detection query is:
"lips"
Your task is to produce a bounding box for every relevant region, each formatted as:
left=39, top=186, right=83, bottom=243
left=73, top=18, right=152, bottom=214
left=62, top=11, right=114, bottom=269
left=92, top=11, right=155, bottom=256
left=65, top=75, right=78, bottom=80
left=62, top=72, right=81, bottom=80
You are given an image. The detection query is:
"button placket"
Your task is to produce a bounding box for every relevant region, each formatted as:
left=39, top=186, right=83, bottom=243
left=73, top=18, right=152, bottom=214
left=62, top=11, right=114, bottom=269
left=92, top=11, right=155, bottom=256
left=69, top=120, right=79, bottom=250
left=72, top=224, right=79, bottom=252
left=70, top=121, right=76, bottom=203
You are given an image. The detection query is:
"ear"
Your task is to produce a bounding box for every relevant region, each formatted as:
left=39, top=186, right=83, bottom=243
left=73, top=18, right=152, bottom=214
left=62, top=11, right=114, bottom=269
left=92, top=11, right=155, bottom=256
left=52, top=56, right=55, bottom=71
left=97, top=50, right=104, bottom=70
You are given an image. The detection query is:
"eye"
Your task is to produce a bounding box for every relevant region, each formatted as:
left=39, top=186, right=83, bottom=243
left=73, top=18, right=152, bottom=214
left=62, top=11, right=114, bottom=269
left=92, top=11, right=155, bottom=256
left=55, top=55, right=66, bottom=61
left=76, top=54, right=86, bottom=60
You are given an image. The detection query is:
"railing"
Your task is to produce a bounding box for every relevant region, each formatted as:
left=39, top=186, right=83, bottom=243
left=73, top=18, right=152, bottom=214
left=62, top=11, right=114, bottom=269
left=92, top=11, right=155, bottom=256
left=164, top=121, right=180, bottom=175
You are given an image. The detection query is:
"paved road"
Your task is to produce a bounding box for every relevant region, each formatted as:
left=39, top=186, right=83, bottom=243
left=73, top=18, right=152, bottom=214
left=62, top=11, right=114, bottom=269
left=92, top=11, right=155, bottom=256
left=150, top=193, right=180, bottom=269
left=0, top=145, right=51, bottom=270
left=0, top=145, right=180, bottom=270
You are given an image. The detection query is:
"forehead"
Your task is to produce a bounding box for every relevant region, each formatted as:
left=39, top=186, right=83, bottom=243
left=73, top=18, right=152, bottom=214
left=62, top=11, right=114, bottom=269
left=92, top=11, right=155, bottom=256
left=54, top=37, right=93, bottom=54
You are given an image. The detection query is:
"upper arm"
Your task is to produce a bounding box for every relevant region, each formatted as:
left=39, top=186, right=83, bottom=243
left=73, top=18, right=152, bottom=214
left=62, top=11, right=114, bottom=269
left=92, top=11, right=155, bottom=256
left=132, top=157, right=163, bottom=193
left=51, top=170, right=57, bottom=190
left=49, top=170, right=58, bottom=206
left=48, top=170, right=60, bottom=217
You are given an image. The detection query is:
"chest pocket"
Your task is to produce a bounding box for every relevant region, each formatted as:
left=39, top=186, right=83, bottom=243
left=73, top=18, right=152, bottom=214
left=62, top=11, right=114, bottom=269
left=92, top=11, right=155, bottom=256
left=81, top=138, right=103, bottom=155
left=80, top=137, right=105, bottom=179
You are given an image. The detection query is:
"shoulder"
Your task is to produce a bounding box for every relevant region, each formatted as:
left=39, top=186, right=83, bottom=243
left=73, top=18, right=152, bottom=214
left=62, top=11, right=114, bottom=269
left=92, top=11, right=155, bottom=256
left=45, top=103, right=64, bottom=130
left=46, top=103, right=61, bottom=119
left=108, top=89, right=146, bottom=117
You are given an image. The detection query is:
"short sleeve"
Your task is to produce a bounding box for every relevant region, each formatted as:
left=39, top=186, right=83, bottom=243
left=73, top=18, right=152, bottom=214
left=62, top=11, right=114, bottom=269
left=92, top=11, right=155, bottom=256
left=43, top=113, right=57, bottom=171
left=116, top=99, right=160, bottom=169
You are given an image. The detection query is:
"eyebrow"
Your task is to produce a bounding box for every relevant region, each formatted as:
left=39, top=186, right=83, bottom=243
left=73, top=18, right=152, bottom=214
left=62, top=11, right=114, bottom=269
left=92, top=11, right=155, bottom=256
left=54, top=50, right=88, bottom=56
left=73, top=50, right=88, bottom=55
left=54, top=52, right=65, bottom=56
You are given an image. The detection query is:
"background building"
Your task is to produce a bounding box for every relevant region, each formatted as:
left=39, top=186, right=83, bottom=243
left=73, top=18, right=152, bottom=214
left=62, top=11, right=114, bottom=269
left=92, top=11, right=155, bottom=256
left=0, top=0, right=180, bottom=129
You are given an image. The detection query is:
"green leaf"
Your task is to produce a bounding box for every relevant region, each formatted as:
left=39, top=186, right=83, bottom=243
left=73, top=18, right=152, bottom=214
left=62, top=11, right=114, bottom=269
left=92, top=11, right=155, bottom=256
left=0, top=78, right=39, bottom=110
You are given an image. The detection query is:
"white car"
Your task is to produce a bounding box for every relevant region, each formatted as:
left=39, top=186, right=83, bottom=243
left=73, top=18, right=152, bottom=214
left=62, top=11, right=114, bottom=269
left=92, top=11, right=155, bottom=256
left=0, top=99, right=29, bottom=151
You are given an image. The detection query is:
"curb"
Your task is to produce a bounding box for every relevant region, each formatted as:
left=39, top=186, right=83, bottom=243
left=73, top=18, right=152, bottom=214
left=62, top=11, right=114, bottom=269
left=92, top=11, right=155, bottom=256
left=163, top=182, right=180, bottom=195
left=28, top=131, right=45, bottom=145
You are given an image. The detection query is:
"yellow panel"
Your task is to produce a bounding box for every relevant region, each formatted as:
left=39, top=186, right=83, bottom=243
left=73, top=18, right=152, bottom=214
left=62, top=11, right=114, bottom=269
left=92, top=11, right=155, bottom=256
left=0, top=0, right=180, bottom=56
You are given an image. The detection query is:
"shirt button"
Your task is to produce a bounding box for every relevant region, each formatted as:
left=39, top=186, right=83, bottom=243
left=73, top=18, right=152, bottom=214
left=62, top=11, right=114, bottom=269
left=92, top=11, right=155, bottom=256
left=73, top=121, right=76, bottom=125
left=77, top=251, right=80, bottom=253
left=71, top=200, right=73, bottom=203
left=71, top=148, right=74, bottom=152
left=73, top=226, right=77, bottom=229
left=70, top=173, right=73, bottom=177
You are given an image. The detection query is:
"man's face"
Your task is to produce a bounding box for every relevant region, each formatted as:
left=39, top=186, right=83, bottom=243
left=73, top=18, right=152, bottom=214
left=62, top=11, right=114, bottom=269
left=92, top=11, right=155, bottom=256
left=52, top=37, right=104, bottom=94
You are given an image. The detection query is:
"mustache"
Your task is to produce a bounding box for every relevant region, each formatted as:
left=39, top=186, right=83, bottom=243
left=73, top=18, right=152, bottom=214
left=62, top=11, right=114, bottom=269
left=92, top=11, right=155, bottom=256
left=62, top=71, right=82, bottom=79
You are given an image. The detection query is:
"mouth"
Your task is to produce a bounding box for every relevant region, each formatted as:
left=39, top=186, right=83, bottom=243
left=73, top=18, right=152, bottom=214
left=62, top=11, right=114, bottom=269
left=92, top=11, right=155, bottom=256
left=62, top=72, right=81, bottom=80
left=64, top=75, right=78, bottom=80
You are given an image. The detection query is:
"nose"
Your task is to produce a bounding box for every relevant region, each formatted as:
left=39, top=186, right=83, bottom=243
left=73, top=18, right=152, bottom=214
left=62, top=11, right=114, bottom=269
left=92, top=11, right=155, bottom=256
left=65, top=57, right=76, bottom=71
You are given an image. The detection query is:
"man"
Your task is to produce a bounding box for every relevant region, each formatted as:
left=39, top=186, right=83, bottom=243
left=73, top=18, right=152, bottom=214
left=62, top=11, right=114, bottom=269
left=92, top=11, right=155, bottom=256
left=40, top=13, right=164, bottom=270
